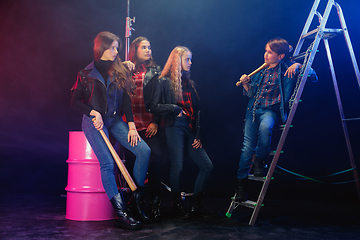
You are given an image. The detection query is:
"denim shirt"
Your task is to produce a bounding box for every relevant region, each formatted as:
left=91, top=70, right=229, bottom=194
left=244, top=61, right=316, bottom=123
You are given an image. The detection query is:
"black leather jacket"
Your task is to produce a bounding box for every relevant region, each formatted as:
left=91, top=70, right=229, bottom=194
left=149, top=76, right=202, bottom=140
left=142, top=65, right=162, bottom=125
left=71, top=61, right=133, bottom=122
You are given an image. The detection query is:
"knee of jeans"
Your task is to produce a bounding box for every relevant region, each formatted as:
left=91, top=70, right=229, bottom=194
left=100, top=161, right=115, bottom=172
left=143, top=144, right=151, bottom=155
left=241, top=145, right=255, bottom=155
left=259, top=123, right=272, bottom=133
left=207, top=161, right=214, bottom=172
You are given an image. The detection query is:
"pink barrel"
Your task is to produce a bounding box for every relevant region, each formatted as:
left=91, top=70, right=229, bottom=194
left=65, top=131, right=114, bottom=221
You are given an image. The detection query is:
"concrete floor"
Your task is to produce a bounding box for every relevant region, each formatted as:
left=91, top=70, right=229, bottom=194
left=1, top=193, right=360, bottom=240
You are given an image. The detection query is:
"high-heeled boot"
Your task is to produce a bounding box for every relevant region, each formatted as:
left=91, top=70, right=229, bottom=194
left=110, top=193, right=142, bottom=230
left=126, top=186, right=151, bottom=224
left=234, top=178, right=248, bottom=202
left=150, top=195, right=162, bottom=222
left=172, top=191, right=190, bottom=219
left=189, top=191, right=217, bottom=218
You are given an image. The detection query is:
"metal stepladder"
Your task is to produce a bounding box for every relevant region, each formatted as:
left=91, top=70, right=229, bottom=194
left=226, top=0, right=360, bottom=226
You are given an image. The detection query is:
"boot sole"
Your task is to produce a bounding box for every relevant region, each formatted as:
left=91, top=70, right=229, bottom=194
left=114, top=222, right=142, bottom=230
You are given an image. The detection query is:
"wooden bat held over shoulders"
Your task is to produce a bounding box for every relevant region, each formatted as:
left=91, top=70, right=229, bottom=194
left=92, top=118, right=137, bottom=191
left=236, top=63, right=269, bottom=86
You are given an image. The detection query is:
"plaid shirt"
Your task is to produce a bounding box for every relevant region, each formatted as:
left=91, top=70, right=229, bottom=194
left=254, top=64, right=281, bottom=109
left=177, top=78, right=195, bottom=133
left=131, top=66, right=154, bottom=131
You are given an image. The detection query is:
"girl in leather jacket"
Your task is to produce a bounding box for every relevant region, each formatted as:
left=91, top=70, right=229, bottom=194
left=71, top=31, right=151, bottom=230
left=128, top=36, right=163, bottom=222
left=150, top=46, right=216, bottom=219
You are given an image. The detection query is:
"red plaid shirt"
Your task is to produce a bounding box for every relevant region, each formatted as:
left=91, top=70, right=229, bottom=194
left=131, top=66, right=154, bottom=131
left=255, top=64, right=281, bottom=109
left=177, top=78, right=195, bottom=132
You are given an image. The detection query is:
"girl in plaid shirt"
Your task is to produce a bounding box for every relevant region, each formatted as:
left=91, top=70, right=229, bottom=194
left=235, top=38, right=316, bottom=202
left=128, top=37, right=163, bottom=223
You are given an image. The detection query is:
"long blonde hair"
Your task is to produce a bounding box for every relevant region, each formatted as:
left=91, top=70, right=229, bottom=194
left=159, top=46, right=191, bottom=101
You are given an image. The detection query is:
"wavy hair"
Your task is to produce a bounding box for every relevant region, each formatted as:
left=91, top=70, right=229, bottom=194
left=93, top=31, right=133, bottom=94
left=159, top=46, right=191, bottom=101
left=129, top=36, right=156, bottom=70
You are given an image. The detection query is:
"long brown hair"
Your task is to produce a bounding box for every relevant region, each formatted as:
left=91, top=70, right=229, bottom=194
left=129, top=36, right=156, bottom=69
left=93, top=31, right=133, bottom=94
left=159, top=46, right=191, bottom=101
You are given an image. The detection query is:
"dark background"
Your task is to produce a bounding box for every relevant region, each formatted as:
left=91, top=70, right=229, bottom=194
left=1, top=0, right=359, bottom=202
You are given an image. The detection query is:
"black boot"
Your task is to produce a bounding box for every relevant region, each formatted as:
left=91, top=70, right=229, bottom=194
left=110, top=193, right=142, bottom=230
left=189, top=192, right=217, bottom=218
left=235, top=178, right=247, bottom=202
left=172, top=192, right=190, bottom=219
left=126, top=187, right=151, bottom=224
left=253, top=156, right=265, bottom=177
left=150, top=195, right=162, bottom=222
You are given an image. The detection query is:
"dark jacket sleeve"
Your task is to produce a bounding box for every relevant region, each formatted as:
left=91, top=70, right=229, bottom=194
left=122, top=91, right=134, bottom=123
left=149, top=77, right=182, bottom=116
left=70, top=75, right=93, bottom=116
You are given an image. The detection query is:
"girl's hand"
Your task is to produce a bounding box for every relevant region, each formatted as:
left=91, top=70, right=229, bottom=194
left=285, top=63, right=301, bottom=78
left=127, top=122, right=141, bottom=147
left=192, top=139, right=202, bottom=149
left=90, top=110, right=103, bottom=130
left=177, top=110, right=185, bottom=117
left=239, top=74, right=250, bottom=85
left=239, top=74, right=250, bottom=91
left=123, top=61, right=135, bottom=71
left=145, top=123, right=158, bottom=138
left=128, top=129, right=141, bottom=147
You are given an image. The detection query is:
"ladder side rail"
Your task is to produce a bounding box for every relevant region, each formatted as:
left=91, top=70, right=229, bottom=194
left=249, top=41, right=321, bottom=226
left=250, top=35, right=323, bottom=225
left=334, top=2, right=360, bottom=88
left=317, top=0, right=335, bottom=32
left=293, top=0, right=321, bottom=56
left=323, top=39, right=360, bottom=199
left=248, top=74, right=311, bottom=226
left=249, top=124, right=290, bottom=226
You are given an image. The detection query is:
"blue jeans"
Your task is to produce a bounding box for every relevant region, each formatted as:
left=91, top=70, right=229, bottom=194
left=138, top=129, right=163, bottom=197
left=165, top=115, right=213, bottom=195
left=82, top=115, right=150, bottom=200
left=237, top=108, right=277, bottom=179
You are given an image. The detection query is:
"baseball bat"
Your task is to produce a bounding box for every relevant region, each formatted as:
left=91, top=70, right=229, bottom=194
left=92, top=118, right=137, bottom=191
left=236, top=63, right=269, bottom=86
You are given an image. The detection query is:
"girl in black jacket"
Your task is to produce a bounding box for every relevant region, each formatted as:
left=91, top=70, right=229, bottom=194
left=71, top=31, right=150, bottom=230
left=150, top=46, right=216, bottom=218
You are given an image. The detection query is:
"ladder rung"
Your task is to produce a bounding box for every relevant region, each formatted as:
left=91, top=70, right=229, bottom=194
left=275, top=125, right=293, bottom=131
left=248, top=174, right=266, bottom=182
left=291, top=52, right=307, bottom=61
left=343, top=117, right=360, bottom=122
left=269, top=151, right=283, bottom=156
left=302, top=28, right=343, bottom=39
left=239, top=200, right=258, bottom=209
